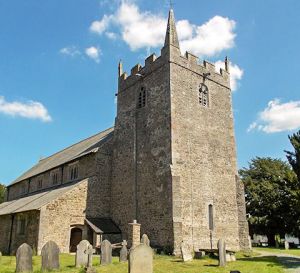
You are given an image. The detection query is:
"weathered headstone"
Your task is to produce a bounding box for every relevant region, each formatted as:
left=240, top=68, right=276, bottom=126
left=85, top=244, right=95, bottom=268
left=41, top=241, right=60, bottom=271
left=180, top=241, right=193, bottom=262
left=217, top=238, right=226, bottom=267
left=129, top=244, right=153, bottom=273
left=0, top=251, right=2, bottom=262
left=16, top=243, right=33, bottom=273
left=141, top=234, right=150, bottom=247
left=76, top=240, right=90, bottom=267
left=226, top=253, right=231, bottom=262
left=128, top=220, right=141, bottom=249
left=285, top=240, right=289, bottom=250
left=119, top=240, right=128, bottom=262
left=100, top=240, right=112, bottom=265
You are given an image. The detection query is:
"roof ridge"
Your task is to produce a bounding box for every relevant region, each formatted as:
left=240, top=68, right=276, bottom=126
left=39, top=127, right=114, bottom=162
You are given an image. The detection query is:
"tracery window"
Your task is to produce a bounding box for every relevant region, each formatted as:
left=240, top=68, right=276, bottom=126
left=137, top=87, right=146, bottom=109
left=199, top=83, right=209, bottom=107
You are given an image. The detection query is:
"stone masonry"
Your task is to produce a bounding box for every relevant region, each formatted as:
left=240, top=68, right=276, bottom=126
left=0, top=8, right=249, bottom=255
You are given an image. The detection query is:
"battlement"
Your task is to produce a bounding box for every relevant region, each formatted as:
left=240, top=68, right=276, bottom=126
left=118, top=49, right=230, bottom=92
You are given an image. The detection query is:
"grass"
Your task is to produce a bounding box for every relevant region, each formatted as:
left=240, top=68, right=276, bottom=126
left=0, top=252, right=286, bottom=273
left=254, top=247, right=300, bottom=257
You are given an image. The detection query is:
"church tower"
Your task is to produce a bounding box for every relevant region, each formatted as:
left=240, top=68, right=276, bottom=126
left=111, top=9, right=249, bottom=254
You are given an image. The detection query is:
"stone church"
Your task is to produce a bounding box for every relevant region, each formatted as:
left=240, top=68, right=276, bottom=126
left=0, top=9, right=249, bottom=255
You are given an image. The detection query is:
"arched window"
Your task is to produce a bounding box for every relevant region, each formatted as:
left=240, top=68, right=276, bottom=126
left=199, top=83, right=209, bottom=107
left=137, top=87, right=146, bottom=109
left=208, top=204, right=214, bottom=231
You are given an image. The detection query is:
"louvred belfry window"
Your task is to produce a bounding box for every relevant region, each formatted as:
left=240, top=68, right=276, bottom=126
left=199, top=83, right=209, bottom=107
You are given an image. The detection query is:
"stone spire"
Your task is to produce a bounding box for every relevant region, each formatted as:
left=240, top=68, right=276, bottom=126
left=164, top=9, right=180, bottom=48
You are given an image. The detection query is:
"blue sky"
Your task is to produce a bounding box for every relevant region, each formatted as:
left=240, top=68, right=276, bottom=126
left=0, top=0, right=299, bottom=185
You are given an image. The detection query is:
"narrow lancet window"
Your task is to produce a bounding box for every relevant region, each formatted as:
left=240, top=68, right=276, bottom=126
left=208, top=204, right=214, bottom=231
left=137, top=87, right=146, bottom=109
left=199, top=83, right=209, bottom=107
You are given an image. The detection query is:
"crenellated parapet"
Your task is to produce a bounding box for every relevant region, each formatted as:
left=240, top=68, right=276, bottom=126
left=118, top=49, right=230, bottom=92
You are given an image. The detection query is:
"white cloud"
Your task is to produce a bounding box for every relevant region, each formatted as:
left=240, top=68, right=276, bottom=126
left=89, top=2, right=237, bottom=56
left=105, top=32, right=117, bottom=40
left=85, top=46, right=101, bottom=63
left=90, top=14, right=114, bottom=34
left=59, top=46, right=81, bottom=57
left=180, top=16, right=236, bottom=57
left=215, top=60, right=244, bottom=91
left=248, top=99, right=300, bottom=133
left=0, top=96, right=52, bottom=122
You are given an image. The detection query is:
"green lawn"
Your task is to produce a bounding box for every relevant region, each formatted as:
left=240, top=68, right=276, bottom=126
left=254, top=247, right=300, bottom=257
left=0, top=252, right=285, bottom=273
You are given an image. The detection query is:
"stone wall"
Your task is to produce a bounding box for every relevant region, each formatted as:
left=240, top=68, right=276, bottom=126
left=7, top=153, right=97, bottom=201
left=38, top=180, right=89, bottom=254
left=169, top=46, right=241, bottom=253
left=0, top=215, right=12, bottom=254
left=0, top=211, right=40, bottom=255
left=111, top=51, right=174, bottom=248
left=86, top=138, right=113, bottom=218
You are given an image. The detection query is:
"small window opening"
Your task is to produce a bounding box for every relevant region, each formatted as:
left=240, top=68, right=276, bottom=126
left=70, top=165, right=78, bottom=181
left=208, top=204, right=214, bottom=231
left=18, top=216, right=26, bottom=235
left=137, top=87, right=146, bottom=109
left=199, top=83, right=209, bottom=107
left=52, top=173, right=58, bottom=185
left=38, top=179, right=43, bottom=189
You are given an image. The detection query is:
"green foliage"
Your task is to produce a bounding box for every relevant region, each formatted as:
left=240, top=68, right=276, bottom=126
left=239, top=157, right=297, bottom=244
left=0, top=183, right=6, bottom=204
left=285, top=130, right=300, bottom=238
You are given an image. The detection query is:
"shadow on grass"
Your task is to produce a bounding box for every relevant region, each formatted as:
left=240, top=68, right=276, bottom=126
left=239, top=255, right=300, bottom=270
left=277, top=256, right=300, bottom=269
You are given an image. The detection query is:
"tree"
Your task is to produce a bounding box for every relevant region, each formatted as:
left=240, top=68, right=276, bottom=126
left=285, top=130, right=300, bottom=240
left=239, top=157, right=297, bottom=246
left=0, top=183, right=6, bottom=204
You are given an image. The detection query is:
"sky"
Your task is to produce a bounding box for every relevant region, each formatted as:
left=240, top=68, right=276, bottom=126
left=0, top=0, right=300, bottom=185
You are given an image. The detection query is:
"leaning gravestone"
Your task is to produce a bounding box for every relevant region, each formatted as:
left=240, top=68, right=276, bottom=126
left=100, top=240, right=112, bottom=265
left=76, top=240, right=90, bottom=267
left=129, top=244, right=153, bottom=273
left=141, top=234, right=150, bottom=247
left=217, top=238, right=226, bottom=267
left=180, top=241, right=193, bottom=262
left=119, top=240, right=128, bottom=262
left=41, top=241, right=60, bottom=271
left=16, top=243, right=33, bottom=273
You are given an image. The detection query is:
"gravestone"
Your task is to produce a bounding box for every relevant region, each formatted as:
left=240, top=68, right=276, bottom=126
left=226, top=253, right=231, bottom=262
left=100, top=240, right=112, bottom=265
left=230, top=253, right=236, bottom=261
left=119, top=240, right=128, bottom=262
left=180, top=241, right=193, bottom=262
left=85, top=244, right=95, bottom=268
left=285, top=240, right=289, bottom=250
left=141, top=234, right=150, bottom=247
left=217, top=238, right=226, bottom=267
left=129, top=244, right=153, bottom=273
left=0, top=251, right=2, bottom=262
left=76, top=240, right=90, bottom=267
left=16, top=243, right=33, bottom=273
left=41, top=241, right=60, bottom=271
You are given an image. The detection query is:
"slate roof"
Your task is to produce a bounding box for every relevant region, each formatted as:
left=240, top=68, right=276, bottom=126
left=85, top=217, right=121, bottom=234
left=11, top=127, right=114, bottom=185
left=0, top=180, right=86, bottom=216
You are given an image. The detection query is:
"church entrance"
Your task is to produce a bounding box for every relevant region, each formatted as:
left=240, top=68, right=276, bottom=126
left=69, top=227, right=82, bottom=252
